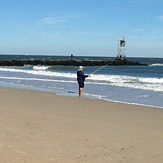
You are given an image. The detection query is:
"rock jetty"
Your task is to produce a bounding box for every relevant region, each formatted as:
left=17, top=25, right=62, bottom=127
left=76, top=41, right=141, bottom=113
left=0, top=58, right=148, bottom=66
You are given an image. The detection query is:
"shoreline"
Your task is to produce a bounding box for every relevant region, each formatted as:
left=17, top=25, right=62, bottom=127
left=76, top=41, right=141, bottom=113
left=0, top=87, right=163, bottom=162
left=102, top=98, right=163, bottom=110
left=2, top=86, right=163, bottom=109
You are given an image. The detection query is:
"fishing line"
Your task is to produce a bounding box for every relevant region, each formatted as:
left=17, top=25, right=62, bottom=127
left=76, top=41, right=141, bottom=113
left=91, top=61, right=114, bottom=75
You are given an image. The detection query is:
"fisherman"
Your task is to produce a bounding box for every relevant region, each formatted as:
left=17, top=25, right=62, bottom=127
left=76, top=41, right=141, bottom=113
left=77, top=66, right=90, bottom=96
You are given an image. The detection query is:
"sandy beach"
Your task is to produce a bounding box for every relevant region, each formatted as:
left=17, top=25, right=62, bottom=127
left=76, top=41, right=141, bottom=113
left=0, top=88, right=163, bottom=163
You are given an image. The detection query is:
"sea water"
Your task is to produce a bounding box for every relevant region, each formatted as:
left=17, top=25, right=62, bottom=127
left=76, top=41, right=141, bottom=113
left=0, top=55, right=163, bottom=108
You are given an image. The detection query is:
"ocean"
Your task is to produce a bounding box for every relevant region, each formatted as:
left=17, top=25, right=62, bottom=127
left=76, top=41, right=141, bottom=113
left=0, top=55, right=163, bottom=108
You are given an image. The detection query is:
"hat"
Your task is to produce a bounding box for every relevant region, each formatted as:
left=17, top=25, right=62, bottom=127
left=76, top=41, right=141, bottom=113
left=78, top=66, right=84, bottom=70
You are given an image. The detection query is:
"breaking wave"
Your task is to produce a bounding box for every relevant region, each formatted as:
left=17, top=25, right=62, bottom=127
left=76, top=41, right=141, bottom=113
left=33, top=65, right=50, bottom=70
left=150, top=63, right=163, bottom=66
left=0, top=67, right=163, bottom=93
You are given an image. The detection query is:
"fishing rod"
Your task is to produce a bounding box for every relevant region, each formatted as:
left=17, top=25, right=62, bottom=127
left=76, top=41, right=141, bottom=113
left=91, top=60, right=114, bottom=75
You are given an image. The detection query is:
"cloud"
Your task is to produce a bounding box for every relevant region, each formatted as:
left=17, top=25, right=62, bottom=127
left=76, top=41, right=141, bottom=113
left=42, top=15, right=84, bottom=25
left=42, top=16, right=67, bottom=25
left=157, top=15, right=163, bottom=21
left=41, top=15, right=85, bottom=25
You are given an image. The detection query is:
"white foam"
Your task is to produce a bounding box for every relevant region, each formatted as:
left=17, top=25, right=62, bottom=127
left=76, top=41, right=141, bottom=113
left=0, top=76, right=76, bottom=84
left=150, top=63, right=163, bottom=66
left=90, top=74, right=163, bottom=92
left=0, top=67, right=76, bottom=78
left=33, top=65, right=50, bottom=70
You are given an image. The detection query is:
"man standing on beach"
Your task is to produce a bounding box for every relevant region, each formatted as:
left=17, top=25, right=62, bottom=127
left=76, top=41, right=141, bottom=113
left=77, top=66, right=90, bottom=96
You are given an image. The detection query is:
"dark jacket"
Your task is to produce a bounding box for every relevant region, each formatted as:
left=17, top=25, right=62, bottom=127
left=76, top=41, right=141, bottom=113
left=77, top=70, right=88, bottom=83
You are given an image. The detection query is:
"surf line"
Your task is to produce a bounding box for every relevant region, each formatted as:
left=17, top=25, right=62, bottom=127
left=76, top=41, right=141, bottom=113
left=91, top=61, right=114, bottom=75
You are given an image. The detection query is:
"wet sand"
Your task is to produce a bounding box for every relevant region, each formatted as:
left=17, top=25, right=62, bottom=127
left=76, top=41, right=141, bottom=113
left=0, top=88, right=163, bottom=163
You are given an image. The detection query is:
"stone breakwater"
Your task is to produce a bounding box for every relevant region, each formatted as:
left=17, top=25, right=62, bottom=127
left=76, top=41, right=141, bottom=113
left=0, top=59, right=148, bottom=66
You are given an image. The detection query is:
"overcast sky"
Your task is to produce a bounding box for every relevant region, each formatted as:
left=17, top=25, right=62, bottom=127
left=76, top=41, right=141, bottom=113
left=0, top=0, right=163, bottom=57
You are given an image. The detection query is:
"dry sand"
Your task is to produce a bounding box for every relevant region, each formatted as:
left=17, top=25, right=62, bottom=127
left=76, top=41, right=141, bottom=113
left=0, top=88, right=163, bottom=163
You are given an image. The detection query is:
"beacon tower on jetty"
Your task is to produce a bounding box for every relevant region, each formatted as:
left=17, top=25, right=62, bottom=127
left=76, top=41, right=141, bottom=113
left=117, top=37, right=126, bottom=59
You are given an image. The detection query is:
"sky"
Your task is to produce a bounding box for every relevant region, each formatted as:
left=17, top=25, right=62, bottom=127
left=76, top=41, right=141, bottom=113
left=0, top=0, right=163, bottom=57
